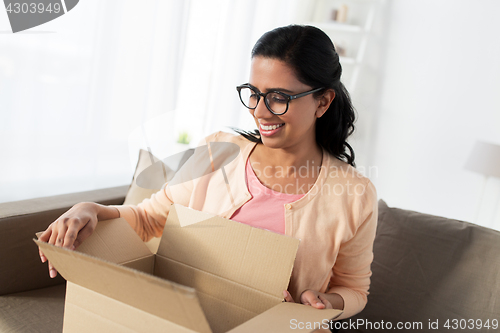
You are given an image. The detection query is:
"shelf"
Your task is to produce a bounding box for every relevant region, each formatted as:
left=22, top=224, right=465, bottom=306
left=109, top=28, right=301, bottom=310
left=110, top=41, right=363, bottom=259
left=308, top=21, right=363, bottom=33
left=307, top=0, right=384, bottom=93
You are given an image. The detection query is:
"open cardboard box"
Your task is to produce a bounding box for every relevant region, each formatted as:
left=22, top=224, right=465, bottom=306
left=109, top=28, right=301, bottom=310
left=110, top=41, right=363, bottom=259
left=35, top=204, right=342, bottom=332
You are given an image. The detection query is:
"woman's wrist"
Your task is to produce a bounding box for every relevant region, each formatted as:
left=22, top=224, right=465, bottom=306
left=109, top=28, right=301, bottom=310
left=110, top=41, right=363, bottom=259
left=77, top=202, right=119, bottom=221
left=95, top=203, right=120, bottom=220
left=299, top=289, right=310, bottom=301
left=320, top=292, right=344, bottom=310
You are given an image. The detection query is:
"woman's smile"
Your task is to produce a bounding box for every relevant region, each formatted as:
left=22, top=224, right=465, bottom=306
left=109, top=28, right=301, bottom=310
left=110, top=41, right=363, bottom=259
left=259, top=122, right=285, bottom=136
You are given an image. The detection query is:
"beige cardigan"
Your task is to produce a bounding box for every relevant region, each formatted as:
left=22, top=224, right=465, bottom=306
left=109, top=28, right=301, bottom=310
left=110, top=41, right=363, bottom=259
left=115, top=131, right=378, bottom=320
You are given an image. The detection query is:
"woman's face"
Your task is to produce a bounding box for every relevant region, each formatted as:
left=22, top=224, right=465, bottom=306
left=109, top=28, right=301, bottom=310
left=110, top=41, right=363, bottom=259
left=248, top=56, right=329, bottom=151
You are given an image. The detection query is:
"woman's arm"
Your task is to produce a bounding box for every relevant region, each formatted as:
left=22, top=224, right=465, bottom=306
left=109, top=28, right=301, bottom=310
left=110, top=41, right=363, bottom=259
left=315, top=291, right=344, bottom=310
left=282, top=180, right=377, bottom=318
left=113, top=133, right=221, bottom=241
left=96, top=203, right=120, bottom=220
left=111, top=185, right=176, bottom=241
left=326, top=180, right=378, bottom=319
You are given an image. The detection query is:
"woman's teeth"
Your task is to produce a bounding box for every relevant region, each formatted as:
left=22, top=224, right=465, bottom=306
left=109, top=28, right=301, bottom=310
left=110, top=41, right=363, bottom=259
left=261, top=123, right=284, bottom=130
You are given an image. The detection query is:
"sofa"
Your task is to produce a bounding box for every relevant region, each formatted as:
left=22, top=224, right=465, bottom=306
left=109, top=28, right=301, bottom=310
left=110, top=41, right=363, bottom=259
left=1, top=156, right=499, bottom=332
left=334, top=201, right=500, bottom=333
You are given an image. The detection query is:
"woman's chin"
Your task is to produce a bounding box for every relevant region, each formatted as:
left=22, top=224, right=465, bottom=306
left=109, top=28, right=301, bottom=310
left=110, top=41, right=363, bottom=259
left=260, top=137, right=284, bottom=149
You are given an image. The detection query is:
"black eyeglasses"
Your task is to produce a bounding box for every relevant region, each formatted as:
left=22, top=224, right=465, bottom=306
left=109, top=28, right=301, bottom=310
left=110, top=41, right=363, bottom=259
left=236, top=84, right=325, bottom=115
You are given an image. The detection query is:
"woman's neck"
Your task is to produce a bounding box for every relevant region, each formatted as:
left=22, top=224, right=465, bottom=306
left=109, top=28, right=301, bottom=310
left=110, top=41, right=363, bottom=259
left=251, top=142, right=323, bottom=177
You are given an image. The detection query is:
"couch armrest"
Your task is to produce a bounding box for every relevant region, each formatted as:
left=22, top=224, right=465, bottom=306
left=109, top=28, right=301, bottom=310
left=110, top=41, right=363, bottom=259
left=0, top=185, right=129, bottom=295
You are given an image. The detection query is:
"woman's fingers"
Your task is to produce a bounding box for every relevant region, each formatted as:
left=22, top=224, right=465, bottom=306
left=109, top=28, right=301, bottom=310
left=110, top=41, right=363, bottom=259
left=38, top=224, right=53, bottom=262
left=301, top=290, right=326, bottom=309
left=62, top=224, right=80, bottom=249
left=48, top=261, right=58, bottom=278
left=55, top=222, right=68, bottom=247
left=38, top=224, right=52, bottom=242
left=48, top=227, right=58, bottom=246
left=39, top=248, right=47, bottom=263
left=40, top=218, right=80, bottom=278
left=47, top=221, right=86, bottom=278
left=284, top=290, right=329, bottom=309
left=283, top=290, right=295, bottom=303
left=73, top=218, right=95, bottom=249
left=310, top=297, right=325, bottom=309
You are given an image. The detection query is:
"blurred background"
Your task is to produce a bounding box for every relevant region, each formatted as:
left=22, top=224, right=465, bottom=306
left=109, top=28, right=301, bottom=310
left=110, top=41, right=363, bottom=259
left=1, top=0, right=499, bottom=230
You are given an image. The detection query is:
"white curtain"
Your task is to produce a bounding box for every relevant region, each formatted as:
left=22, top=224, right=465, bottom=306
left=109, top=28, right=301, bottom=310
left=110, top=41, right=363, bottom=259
left=0, top=0, right=319, bottom=203
left=173, top=0, right=318, bottom=147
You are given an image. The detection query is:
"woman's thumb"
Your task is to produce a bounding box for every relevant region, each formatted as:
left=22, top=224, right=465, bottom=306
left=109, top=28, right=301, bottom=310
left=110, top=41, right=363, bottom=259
left=312, top=297, right=325, bottom=308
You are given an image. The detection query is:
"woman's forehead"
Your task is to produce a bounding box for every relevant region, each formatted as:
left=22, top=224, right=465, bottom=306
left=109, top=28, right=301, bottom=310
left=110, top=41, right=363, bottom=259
left=249, top=56, right=305, bottom=90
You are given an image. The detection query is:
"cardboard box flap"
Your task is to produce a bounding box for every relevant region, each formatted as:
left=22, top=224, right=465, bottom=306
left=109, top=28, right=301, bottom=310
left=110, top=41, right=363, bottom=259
left=35, top=239, right=212, bottom=333
left=227, top=302, right=343, bottom=333
left=65, top=283, right=200, bottom=333
left=158, top=204, right=299, bottom=297
left=75, top=218, right=152, bottom=264
left=36, top=218, right=152, bottom=264
left=156, top=204, right=300, bottom=330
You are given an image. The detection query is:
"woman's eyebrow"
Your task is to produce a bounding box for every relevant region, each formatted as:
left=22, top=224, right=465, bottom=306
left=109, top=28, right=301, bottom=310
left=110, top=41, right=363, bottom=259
left=267, top=87, right=294, bottom=93
left=248, top=83, right=294, bottom=94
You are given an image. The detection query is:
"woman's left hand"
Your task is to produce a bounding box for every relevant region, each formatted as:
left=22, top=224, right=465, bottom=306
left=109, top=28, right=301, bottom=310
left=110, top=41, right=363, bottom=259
left=283, top=289, right=333, bottom=309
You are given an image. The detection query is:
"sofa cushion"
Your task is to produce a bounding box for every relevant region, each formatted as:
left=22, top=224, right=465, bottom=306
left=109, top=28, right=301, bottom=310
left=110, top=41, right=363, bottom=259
left=339, top=200, right=500, bottom=332
left=0, top=283, right=66, bottom=333
left=123, top=148, right=194, bottom=206
left=123, top=149, right=165, bottom=206
left=0, top=186, right=128, bottom=296
left=123, top=148, right=194, bottom=252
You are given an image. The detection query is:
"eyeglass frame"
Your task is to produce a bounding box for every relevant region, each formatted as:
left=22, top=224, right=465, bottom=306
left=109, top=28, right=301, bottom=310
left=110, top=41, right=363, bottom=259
left=236, top=83, right=325, bottom=115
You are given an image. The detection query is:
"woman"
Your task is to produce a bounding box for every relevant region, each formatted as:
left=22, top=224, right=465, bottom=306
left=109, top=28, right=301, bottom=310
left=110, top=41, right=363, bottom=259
left=38, top=25, right=377, bottom=321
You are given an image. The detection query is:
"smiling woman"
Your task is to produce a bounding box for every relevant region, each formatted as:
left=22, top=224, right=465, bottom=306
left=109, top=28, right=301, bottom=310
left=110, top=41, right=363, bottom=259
left=37, top=25, right=378, bottom=328
left=228, top=26, right=375, bottom=320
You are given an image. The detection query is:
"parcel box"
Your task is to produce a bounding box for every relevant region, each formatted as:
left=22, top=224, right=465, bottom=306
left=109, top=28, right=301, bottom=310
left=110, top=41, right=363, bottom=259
left=36, top=204, right=342, bottom=332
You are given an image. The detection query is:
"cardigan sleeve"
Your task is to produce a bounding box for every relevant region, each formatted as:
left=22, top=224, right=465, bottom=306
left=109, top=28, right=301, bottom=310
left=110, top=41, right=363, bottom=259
left=326, top=179, right=378, bottom=319
left=110, top=134, right=217, bottom=241
left=112, top=185, right=176, bottom=241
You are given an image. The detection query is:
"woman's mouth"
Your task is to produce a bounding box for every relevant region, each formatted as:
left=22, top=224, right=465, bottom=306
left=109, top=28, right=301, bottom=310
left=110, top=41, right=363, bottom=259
left=259, top=123, right=285, bottom=136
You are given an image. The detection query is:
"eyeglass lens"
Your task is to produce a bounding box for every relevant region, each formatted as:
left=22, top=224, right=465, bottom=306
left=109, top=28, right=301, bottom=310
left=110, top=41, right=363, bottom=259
left=239, top=87, right=288, bottom=114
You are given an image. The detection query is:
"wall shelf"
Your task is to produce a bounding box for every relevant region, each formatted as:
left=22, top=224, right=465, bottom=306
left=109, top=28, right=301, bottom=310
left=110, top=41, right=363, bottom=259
left=306, top=0, right=386, bottom=93
left=311, top=21, right=363, bottom=33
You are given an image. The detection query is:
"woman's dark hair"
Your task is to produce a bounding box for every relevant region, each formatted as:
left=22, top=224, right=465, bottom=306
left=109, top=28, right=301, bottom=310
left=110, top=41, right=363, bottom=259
left=231, top=24, right=356, bottom=167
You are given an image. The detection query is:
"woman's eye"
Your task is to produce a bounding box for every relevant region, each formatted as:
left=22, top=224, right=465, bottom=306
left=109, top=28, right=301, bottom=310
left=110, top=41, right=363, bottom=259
left=249, top=94, right=258, bottom=100
left=272, top=95, right=287, bottom=103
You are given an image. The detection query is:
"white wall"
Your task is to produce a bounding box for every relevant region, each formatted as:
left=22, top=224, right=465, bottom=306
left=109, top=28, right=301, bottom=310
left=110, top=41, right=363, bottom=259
left=370, top=0, right=500, bottom=229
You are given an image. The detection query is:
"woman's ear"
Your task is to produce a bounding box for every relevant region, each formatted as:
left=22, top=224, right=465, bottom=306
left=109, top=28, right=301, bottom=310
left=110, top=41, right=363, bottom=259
left=315, top=89, right=336, bottom=118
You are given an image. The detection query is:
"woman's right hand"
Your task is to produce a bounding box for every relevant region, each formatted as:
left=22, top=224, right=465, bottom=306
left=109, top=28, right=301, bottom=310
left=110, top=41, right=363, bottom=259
left=38, top=202, right=100, bottom=278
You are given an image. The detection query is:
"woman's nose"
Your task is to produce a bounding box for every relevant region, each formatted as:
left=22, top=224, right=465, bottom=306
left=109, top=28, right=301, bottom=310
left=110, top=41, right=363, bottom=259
left=253, top=98, right=273, bottom=118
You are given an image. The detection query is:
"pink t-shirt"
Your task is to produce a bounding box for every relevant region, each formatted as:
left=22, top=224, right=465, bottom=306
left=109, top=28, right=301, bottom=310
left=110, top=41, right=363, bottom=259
left=230, top=158, right=305, bottom=234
